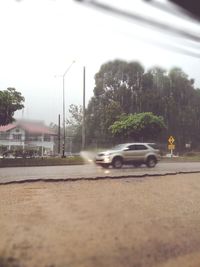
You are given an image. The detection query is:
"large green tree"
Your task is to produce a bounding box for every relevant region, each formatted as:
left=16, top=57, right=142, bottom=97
left=84, top=60, right=200, bottom=151
left=0, top=88, right=25, bottom=125
left=66, top=104, right=84, bottom=151
left=86, top=60, right=145, bottom=144
left=109, top=112, right=166, bottom=141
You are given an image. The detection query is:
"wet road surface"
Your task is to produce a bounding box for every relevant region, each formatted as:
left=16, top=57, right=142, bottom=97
left=0, top=162, right=200, bottom=183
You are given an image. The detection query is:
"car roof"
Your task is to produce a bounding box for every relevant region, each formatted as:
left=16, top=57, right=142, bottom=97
left=120, top=143, right=155, bottom=146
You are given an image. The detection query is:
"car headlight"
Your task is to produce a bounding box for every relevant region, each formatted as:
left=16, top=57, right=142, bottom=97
left=104, top=156, right=111, bottom=163
left=104, top=152, right=113, bottom=156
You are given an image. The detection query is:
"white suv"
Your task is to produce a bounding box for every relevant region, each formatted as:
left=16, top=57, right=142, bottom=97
left=95, top=143, right=160, bottom=168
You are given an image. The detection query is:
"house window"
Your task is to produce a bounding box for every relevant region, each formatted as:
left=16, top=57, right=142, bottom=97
left=13, top=134, right=22, bottom=140
left=0, top=133, right=8, bottom=140
left=44, top=135, right=50, bottom=142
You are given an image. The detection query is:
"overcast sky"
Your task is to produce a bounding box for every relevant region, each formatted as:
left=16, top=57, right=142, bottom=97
left=1, top=0, right=200, bottom=125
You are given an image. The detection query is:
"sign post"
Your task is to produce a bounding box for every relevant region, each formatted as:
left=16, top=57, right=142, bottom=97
left=168, top=136, right=175, bottom=157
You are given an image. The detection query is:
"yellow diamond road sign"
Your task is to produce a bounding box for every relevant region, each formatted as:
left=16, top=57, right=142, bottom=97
left=168, top=136, right=175, bottom=144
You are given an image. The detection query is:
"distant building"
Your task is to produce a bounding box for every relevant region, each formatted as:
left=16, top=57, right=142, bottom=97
left=0, top=120, right=57, bottom=156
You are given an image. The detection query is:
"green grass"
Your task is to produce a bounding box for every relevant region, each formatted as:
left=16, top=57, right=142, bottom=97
left=1, top=154, right=199, bottom=168
left=0, top=155, right=84, bottom=168
left=162, top=155, right=200, bottom=162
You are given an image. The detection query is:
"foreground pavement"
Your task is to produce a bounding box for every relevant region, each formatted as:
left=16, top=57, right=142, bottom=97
left=0, top=173, right=200, bottom=267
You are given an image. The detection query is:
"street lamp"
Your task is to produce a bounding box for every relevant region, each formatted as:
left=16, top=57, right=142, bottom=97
left=62, top=60, right=75, bottom=158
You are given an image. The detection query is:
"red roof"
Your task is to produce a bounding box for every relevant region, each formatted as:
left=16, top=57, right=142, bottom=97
left=0, top=121, right=56, bottom=135
left=0, top=124, right=16, bottom=132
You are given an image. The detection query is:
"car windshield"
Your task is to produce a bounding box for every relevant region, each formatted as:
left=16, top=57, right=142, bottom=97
left=111, top=144, right=127, bottom=150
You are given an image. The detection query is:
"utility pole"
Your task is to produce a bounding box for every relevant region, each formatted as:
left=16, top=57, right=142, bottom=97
left=82, top=66, right=86, bottom=150
left=62, top=73, right=66, bottom=157
left=58, top=114, right=61, bottom=154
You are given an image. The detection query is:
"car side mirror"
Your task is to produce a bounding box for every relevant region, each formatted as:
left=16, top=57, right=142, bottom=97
left=123, top=147, right=129, bottom=151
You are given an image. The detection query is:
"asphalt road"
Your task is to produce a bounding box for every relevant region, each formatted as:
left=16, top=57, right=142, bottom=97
left=0, top=161, right=200, bottom=183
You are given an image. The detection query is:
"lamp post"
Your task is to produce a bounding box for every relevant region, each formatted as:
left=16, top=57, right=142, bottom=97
left=82, top=66, right=86, bottom=150
left=62, top=60, right=75, bottom=158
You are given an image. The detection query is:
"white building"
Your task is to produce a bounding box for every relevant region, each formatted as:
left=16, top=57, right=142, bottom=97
left=0, top=120, right=57, bottom=156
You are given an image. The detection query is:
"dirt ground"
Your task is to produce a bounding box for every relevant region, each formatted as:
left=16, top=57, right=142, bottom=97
left=1, top=174, right=200, bottom=267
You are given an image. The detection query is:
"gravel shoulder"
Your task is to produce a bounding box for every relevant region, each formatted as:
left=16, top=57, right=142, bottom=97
left=1, top=173, right=200, bottom=267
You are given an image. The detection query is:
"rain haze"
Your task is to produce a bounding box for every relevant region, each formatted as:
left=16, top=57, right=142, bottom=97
left=1, top=0, right=200, bottom=125
left=2, top=2, right=200, bottom=266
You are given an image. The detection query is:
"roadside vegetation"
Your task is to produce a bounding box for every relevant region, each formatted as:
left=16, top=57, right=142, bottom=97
left=0, top=155, right=84, bottom=168
left=1, top=60, right=200, bottom=158
left=65, top=60, right=200, bottom=154
left=0, top=88, right=24, bottom=125
left=1, top=150, right=200, bottom=168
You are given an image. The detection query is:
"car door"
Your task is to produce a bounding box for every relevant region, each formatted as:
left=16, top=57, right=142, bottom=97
left=122, top=144, right=136, bottom=162
left=134, top=144, right=148, bottom=161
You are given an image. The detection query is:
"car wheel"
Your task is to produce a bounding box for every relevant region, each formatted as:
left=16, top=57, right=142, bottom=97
left=112, top=157, right=123, bottom=169
left=146, top=156, right=157, bottom=168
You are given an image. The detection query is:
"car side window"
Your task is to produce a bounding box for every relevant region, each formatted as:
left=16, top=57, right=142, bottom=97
left=127, top=145, right=136, bottom=150
left=135, top=145, right=147, bottom=150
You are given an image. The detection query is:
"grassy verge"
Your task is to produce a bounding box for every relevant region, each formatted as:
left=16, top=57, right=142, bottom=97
left=0, top=155, right=199, bottom=168
left=0, top=156, right=84, bottom=168
left=162, top=156, right=200, bottom=162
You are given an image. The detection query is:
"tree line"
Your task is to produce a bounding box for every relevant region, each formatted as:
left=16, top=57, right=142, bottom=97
left=1, top=60, right=200, bottom=153
left=0, top=88, right=24, bottom=126
left=70, top=60, right=200, bottom=152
